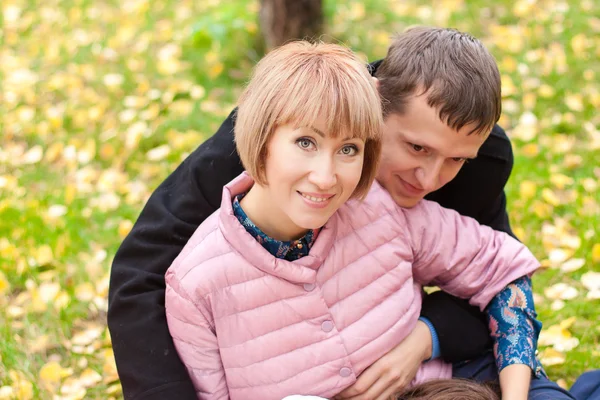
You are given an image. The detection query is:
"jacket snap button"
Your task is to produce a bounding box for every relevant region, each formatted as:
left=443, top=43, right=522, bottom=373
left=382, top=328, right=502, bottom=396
left=321, top=320, right=334, bottom=332
left=303, top=283, right=315, bottom=291
left=339, top=367, right=352, bottom=377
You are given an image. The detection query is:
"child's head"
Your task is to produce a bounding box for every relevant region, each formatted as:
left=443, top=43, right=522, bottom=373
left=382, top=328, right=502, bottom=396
left=394, top=379, right=501, bottom=400
left=235, top=41, right=383, bottom=200
left=376, top=27, right=501, bottom=136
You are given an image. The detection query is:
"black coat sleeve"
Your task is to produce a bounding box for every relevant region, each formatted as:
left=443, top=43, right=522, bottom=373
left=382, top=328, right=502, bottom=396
left=107, top=109, right=243, bottom=400
left=421, top=124, right=516, bottom=363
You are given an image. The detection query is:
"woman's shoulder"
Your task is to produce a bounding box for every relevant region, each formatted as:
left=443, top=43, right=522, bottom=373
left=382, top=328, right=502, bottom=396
left=334, top=183, right=465, bottom=237
left=337, top=182, right=415, bottom=221
left=166, top=210, right=236, bottom=292
left=333, top=182, right=408, bottom=238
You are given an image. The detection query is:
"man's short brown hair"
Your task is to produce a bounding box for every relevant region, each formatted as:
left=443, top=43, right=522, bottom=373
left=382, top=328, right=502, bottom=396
left=376, top=27, right=501, bottom=135
left=235, top=41, right=383, bottom=199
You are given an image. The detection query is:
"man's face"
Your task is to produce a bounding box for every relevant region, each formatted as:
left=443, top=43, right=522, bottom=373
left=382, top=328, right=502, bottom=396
left=376, top=93, right=488, bottom=208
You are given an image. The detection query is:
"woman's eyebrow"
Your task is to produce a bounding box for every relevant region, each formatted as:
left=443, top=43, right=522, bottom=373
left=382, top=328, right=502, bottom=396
left=302, top=125, right=360, bottom=142
left=308, top=126, right=326, bottom=137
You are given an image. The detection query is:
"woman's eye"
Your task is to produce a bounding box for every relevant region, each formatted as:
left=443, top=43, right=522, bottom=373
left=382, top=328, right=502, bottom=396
left=340, top=145, right=358, bottom=156
left=297, top=138, right=314, bottom=149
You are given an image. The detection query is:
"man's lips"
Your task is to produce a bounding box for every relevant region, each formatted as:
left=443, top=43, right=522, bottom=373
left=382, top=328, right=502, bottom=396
left=398, top=178, right=425, bottom=196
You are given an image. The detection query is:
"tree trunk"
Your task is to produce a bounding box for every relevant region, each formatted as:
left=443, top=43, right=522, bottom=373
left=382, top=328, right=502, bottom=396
left=259, top=0, right=323, bottom=50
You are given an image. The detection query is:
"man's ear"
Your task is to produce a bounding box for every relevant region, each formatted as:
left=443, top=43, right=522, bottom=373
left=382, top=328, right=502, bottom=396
left=372, top=77, right=380, bottom=91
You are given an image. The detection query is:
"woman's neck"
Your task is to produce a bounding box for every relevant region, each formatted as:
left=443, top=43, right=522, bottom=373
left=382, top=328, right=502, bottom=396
left=239, top=185, right=308, bottom=242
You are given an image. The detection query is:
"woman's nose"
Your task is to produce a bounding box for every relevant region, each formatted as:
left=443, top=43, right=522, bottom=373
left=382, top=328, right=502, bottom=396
left=308, top=157, right=337, bottom=190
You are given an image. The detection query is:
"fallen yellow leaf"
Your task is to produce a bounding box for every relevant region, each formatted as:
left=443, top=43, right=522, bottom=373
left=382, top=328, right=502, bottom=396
left=207, top=62, right=224, bottom=79
left=0, top=386, right=14, bottom=399
left=0, top=272, right=10, bottom=295
left=592, top=243, right=600, bottom=263
left=560, top=258, right=585, bottom=273
left=103, top=73, right=125, bottom=88
left=9, top=371, right=33, bottom=400
left=39, top=361, right=68, bottom=384
left=30, top=335, right=50, bottom=354
left=106, top=383, right=123, bottom=396
left=532, top=200, right=552, bottom=218
left=512, top=0, right=536, bottom=17
left=38, top=282, right=60, bottom=303
left=521, top=143, right=539, bottom=157
left=520, top=180, right=537, bottom=200
left=582, top=178, right=598, bottom=193
left=581, top=271, right=600, bottom=299
left=45, top=142, right=64, bottom=163
left=548, top=248, right=573, bottom=265
left=550, top=173, right=574, bottom=189
left=103, top=348, right=119, bottom=383
left=78, top=368, right=102, bottom=388
left=35, top=245, right=54, bottom=266
left=23, top=145, right=43, bottom=164
left=560, top=316, right=577, bottom=330
left=565, top=94, right=584, bottom=112
left=99, top=143, right=116, bottom=160
left=544, top=283, right=579, bottom=300
left=71, top=327, right=103, bottom=346
left=538, top=84, right=555, bottom=98
left=539, top=321, right=580, bottom=352
left=75, top=282, right=96, bottom=302
left=60, top=377, right=87, bottom=399
left=146, top=144, right=171, bottom=161
left=539, top=347, right=565, bottom=366
left=54, top=290, right=71, bottom=311
left=542, top=188, right=561, bottom=206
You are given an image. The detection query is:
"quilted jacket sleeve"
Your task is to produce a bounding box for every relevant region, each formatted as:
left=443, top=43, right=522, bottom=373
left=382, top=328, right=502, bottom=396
left=165, top=269, right=229, bottom=400
left=405, top=201, right=540, bottom=311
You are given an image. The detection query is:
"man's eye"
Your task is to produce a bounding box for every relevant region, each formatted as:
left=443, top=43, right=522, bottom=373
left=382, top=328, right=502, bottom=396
left=411, top=143, right=424, bottom=152
left=452, top=157, right=467, bottom=163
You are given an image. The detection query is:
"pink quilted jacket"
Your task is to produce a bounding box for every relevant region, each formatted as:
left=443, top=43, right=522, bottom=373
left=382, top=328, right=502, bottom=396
left=165, top=173, right=539, bottom=400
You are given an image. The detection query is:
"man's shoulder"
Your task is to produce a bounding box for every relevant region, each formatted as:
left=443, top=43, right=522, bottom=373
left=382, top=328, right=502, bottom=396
left=477, top=124, right=513, bottom=162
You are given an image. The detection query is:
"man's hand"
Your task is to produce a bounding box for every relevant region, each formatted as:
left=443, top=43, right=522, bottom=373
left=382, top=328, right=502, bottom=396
left=334, top=321, right=432, bottom=400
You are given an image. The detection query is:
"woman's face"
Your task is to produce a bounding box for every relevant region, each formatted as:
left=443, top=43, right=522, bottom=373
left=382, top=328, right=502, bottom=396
left=259, top=116, right=365, bottom=240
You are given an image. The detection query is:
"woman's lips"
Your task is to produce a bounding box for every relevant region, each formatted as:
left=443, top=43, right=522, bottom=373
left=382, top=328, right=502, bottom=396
left=298, top=191, right=335, bottom=209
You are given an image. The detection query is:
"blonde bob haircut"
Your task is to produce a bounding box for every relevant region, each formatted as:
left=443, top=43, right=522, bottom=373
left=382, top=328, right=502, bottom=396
left=235, top=41, right=383, bottom=200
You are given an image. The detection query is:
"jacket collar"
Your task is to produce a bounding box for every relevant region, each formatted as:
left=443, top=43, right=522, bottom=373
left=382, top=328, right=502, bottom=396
left=219, top=172, right=337, bottom=284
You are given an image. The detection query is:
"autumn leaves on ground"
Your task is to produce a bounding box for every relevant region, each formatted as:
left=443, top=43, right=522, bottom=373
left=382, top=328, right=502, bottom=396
left=1, top=0, right=598, bottom=399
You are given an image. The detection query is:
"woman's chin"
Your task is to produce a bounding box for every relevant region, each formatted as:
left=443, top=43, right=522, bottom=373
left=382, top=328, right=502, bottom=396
left=293, top=217, right=328, bottom=231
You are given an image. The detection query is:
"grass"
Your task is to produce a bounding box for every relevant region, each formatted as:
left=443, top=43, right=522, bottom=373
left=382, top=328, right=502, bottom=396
left=0, top=0, right=598, bottom=398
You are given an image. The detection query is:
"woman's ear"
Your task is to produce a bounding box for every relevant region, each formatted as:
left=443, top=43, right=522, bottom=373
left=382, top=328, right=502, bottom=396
left=372, top=77, right=380, bottom=91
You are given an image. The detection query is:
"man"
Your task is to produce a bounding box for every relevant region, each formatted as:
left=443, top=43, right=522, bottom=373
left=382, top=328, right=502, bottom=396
left=108, top=28, right=573, bottom=400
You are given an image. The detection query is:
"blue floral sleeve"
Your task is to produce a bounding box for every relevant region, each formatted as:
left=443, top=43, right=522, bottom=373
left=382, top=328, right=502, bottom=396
left=486, top=276, right=545, bottom=378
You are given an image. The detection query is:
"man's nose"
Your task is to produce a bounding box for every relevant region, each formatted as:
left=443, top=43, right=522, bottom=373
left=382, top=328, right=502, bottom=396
left=416, top=159, right=444, bottom=192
